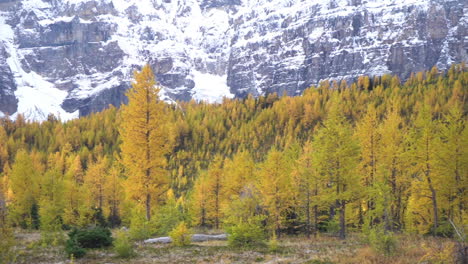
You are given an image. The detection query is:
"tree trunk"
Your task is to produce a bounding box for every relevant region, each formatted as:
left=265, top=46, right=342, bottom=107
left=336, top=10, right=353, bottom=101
left=313, top=205, right=318, bottom=238
left=339, top=200, right=346, bottom=239
left=215, top=177, right=220, bottom=229
left=430, top=188, right=438, bottom=236
left=201, top=207, right=206, bottom=227
left=145, top=87, right=151, bottom=222
left=313, top=184, right=319, bottom=238
left=425, top=135, right=438, bottom=236
left=146, top=193, right=151, bottom=221
left=276, top=215, right=281, bottom=239
left=384, top=195, right=391, bottom=231
left=390, top=158, right=398, bottom=230
left=306, top=188, right=311, bottom=239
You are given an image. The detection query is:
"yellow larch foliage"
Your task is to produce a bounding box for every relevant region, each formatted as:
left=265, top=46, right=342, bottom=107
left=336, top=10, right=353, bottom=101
left=120, top=64, right=171, bottom=221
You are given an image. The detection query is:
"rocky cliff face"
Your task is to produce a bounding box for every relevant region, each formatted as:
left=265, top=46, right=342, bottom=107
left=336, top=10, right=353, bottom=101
left=0, top=0, right=466, bottom=120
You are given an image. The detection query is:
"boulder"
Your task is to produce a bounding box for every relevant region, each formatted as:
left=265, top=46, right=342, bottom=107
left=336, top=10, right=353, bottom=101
left=143, top=234, right=228, bottom=244
left=191, top=234, right=228, bottom=242
left=144, top=237, right=172, bottom=244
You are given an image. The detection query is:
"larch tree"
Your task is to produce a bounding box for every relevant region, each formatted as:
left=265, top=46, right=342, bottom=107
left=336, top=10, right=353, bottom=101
left=312, top=100, right=360, bottom=239
left=105, top=163, right=124, bottom=227
left=221, top=151, right=260, bottom=229
left=39, top=165, right=65, bottom=235
left=293, top=140, right=322, bottom=238
left=408, top=105, right=440, bottom=235
left=83, top=156, right=108, bottom=212
left=191, top=156, right=226, bottom=229
left=63, top=155, right=84, bottom=226
left=9, top=150, right=41, bottom=229
left=436, top=104, right=467, bottom=223
left=205, top=156, right=226, bottom=229
left=377, top=104, right=408, bottom=230
left=191, top=170, right=210, bottom=227
left=356, top=104, right=381, bottom=227
left=120, top=64, right=171, bottom=221
left=223, top=150, right=255, bottom=198
left=257, top=148, right=293, bottom=238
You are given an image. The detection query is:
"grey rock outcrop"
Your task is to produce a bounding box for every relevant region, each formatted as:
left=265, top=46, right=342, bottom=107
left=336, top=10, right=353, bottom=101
left=0, top=42, right=17, bottom=115
left=144, top=237, right=172, bottom=244
left=143, top=234, right=228, bottom=244
left=0, top=0, right=466, bottom=120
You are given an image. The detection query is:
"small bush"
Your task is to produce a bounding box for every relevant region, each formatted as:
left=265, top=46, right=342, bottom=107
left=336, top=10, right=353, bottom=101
left=325, top=219, right=340, bottom=234
left=434, top=221, right=455, bottom=238
left=129, top=208, right=156, bottom=240
left=267, top=234, right=279, bottom=252
left=368, top=227, right=398, bottom=256
left=0, top=226, right=17, bottom=264
left=65, top=237, right=86, bottom=259
left=420, top=241, right=457, bottom=264
left=70, top=226, right=113, bottom=249
left=91, top=208, right=108, bottom=228
left=113, top=230, right=135, bottom=258
left=226, top=220, right=266, bottom=248
left=65, top=226, right=113, bottom=258
left=169, top=222, right=192, bottom=247
left=151, top=199, right=187, bottom=236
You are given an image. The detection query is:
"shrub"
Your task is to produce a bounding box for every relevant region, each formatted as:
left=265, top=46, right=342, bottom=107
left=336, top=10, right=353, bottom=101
left=151, top=198, right=187, bottom=236
left=226, top=220, right=266, bottom=248
left=129, top=208, right=156, bottom=240
left=267, top=234, right=279, bottom=252
left=39, top=208, right=65, bottom=247
left=169, top=222, right=192, bottom=247
left=434, top=221, right=455, bottom=238
left=113, top=230, right=135, bottom=258
left=71, top=226, right=113, bottom=249
left=367, top=227, right=398, bottom=256
left=325, top=219, right=340, bottom=234
left=0, top=226, right=17, bottom=264
left=65, top=226, right=113, bottom=258
left=91, top=208, right=108, bottom=228
left=65, top=237, right=86, bottom=259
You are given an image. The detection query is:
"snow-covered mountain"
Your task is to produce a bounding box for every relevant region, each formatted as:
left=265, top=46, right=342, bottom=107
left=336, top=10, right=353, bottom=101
left=0, top=0, right=466, bottom=120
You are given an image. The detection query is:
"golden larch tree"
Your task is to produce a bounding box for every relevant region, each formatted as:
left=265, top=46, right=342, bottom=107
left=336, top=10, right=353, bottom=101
left=120, top=64, right=171, bottom=221
left=312, top=100, right=360, bottom=239
left=257, top=148, right=293, bottom=238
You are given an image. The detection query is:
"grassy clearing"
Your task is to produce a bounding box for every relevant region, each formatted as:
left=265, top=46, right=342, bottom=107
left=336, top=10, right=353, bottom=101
left=11, top=230, right=458, bottom=264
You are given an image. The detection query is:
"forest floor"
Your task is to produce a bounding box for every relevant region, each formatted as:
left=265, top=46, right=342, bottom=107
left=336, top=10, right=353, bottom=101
left=11, top=230, right=459, bottom=264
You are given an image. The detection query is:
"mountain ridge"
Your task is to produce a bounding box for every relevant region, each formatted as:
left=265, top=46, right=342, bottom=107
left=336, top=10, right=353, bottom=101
left=0, top=0, right=466, bottom=120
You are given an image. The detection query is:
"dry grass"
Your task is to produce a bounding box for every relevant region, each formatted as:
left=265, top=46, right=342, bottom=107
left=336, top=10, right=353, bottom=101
left=11, top=231, right=459, bottom=264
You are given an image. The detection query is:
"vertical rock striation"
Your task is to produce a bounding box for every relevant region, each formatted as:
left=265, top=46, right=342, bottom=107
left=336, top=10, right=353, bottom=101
left=0, top=0, right=466, bottom=119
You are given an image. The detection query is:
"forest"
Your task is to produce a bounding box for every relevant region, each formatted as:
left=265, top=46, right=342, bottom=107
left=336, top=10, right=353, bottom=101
left=0, top=64, right=467, bottom=263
